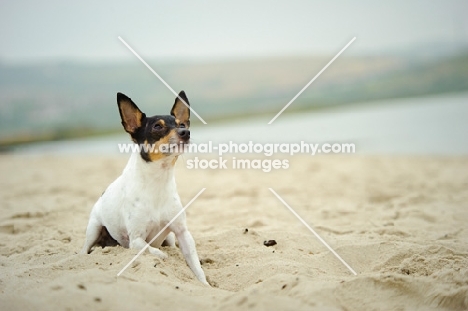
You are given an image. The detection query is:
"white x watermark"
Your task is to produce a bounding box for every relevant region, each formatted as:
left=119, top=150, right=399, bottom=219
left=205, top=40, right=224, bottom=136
left=269, top=188, right=357, bottom=275
left=268, top=37, right=356, bottom=124
left=115, top=36, right=359, bottom=279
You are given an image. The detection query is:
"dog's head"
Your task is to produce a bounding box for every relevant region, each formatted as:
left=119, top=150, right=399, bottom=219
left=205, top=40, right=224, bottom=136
left=117, top=91, right=191, bottom=162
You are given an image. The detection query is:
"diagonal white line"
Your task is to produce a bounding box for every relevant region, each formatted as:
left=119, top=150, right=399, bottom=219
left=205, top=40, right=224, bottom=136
left=268, top=37, right=356, bottom=124
left=269, top=188, right=357, bottom=275
left=118, top=36, right=207, bottom=125
left=117, top=188, right=206, bottom=276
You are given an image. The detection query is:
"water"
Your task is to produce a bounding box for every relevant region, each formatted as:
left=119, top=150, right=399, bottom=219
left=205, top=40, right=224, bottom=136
left=12, top=93, right=468, bottom=155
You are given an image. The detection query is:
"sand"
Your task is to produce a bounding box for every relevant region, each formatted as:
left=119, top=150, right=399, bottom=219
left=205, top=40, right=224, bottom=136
left=0, top=154, right=467, bottom=310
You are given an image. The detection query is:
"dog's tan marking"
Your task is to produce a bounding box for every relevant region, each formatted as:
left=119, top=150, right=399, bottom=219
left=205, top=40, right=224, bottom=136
left=145, top=139, right=165, bottom=162
left=146, top=129, right=179, bottom=162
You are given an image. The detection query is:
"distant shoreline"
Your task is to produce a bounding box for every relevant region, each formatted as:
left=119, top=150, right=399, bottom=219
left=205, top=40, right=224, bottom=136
left=1, top=51, right=467, bottom=150
left=1, top=90, right=467, bottom=151
left=8, top=92, right=468, bottom=156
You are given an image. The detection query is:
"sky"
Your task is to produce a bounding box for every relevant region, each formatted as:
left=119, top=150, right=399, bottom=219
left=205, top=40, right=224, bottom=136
left=1, top=0, right=467, bottom=63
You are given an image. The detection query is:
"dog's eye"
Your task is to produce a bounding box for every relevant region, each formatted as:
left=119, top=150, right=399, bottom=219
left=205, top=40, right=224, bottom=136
left=179, top=123, right=186, bottom=128
left=153, top=124, right=163, bottom=131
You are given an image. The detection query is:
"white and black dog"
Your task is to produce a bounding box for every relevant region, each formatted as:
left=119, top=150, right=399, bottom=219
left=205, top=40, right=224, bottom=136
left=81, top=91, right=208, bottom=285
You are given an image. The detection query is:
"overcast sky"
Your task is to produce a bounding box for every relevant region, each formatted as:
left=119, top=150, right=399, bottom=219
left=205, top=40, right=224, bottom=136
left=1, top=0, right=467, bottom=63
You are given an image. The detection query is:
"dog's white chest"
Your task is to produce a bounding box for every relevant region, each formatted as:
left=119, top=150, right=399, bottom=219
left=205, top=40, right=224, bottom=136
left=127, top=185, right=179, bottom=224
left=98, top=153, right=182, bottom=246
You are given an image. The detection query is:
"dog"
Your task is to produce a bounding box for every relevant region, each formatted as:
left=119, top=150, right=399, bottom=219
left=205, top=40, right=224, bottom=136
left=80, top=91, right=209, bottom=285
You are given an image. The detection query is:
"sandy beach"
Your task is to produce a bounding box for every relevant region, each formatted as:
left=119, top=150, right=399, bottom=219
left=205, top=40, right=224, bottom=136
left=0, top=154, right=467, bottom=310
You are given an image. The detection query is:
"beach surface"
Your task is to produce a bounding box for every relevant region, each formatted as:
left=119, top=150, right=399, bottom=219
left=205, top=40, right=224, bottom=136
left=0, top=154, right=467, bottom=310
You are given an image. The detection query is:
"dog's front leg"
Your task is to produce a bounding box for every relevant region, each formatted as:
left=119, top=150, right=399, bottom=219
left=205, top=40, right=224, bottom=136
left=173, top=227, right=209, bottom=285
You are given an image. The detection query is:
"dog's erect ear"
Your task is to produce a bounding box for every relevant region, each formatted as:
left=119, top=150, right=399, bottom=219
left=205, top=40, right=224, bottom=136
left=171, top=91, right=190, bottom=128
left=117, top=93, right=146, bottom=134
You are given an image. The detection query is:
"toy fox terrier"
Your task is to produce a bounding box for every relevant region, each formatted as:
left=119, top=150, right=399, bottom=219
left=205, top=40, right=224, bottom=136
left=81, top=91, right=208, bottom=285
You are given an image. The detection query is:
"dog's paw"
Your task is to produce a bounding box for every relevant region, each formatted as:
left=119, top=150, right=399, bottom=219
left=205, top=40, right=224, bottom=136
left=201, top=276, right=212, bottom=287
left=149, top=247, right=168, bottom=260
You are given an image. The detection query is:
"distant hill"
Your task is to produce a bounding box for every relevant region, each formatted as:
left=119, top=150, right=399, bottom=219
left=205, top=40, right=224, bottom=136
left=1, top=52, right=467, bottom=145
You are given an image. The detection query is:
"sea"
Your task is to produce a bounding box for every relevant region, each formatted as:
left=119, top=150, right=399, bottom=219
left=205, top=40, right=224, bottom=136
left=12, top=93, right=468, bottom=156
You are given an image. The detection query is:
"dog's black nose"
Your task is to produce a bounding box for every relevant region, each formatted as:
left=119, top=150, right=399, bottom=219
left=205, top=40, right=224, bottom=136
left=178, top=128, right=190, bottom=139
